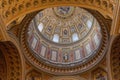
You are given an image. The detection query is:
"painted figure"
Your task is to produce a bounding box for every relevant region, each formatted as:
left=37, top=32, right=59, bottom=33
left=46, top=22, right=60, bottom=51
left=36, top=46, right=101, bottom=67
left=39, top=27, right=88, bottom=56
left=96, top=73, right=106, bottom=80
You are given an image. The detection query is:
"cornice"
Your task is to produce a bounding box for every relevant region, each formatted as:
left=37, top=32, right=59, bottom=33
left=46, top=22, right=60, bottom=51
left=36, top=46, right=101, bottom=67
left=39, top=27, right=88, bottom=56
left=0, top=0, right=114, bottom=26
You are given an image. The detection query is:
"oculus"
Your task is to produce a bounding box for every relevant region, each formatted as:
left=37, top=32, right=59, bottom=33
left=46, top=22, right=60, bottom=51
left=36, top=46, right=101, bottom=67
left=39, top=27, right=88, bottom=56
left=53, top=6, right=75, bottom=18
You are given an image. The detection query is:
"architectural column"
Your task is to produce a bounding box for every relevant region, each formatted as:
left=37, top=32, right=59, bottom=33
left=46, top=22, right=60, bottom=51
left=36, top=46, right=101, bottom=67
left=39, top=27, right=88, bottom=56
left=0, top=15, right=9, bottom=41
left=111, top=0, right=120, bottom=35
left=0, top=42, right=23, bottom=80
left=106, top=35, right=117, bottom=80
left=110, top=35, right=120, bottom=80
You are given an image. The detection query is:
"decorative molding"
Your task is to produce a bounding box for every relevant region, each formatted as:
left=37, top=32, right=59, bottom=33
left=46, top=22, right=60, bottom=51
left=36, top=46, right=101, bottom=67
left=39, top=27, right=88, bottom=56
left=111, top=35, right=120, bottom=80
left=0, top=0, right=115, bottom=26
left=0, top=42, right=22, bottom=80
left=51, top=76, right=87, bottom=80
left=110, top=1, right=120, bottom=35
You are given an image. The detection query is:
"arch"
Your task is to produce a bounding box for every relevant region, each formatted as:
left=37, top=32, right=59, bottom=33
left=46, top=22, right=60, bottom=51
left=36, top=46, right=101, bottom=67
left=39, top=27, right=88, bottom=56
left=111, top=35, right=120, bottom=80
left=0, top=50, right=7, bottom=80
left=0, top=0, right=114, bottom=26
left=50, top=76, right=87, bottom=80
left=38, top=23, right=44, bottom=32
left=72, top=33, right=79, bottom=42
left=53, top=34, right=59, bottom=43
left=25, top=69, right=42, bottom=80
left=86, top=19, right=92, bottom=29
left=0, top=41, right=22, bottom=80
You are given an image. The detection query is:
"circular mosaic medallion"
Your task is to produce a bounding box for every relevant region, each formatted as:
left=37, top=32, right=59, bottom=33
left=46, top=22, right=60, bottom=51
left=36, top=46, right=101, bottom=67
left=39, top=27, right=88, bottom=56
left=53, top=6, right=75, bottom=18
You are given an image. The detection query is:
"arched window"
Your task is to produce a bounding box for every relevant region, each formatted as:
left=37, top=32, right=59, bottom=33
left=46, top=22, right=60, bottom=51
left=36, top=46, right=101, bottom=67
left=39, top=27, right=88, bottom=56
left=72, top=33, right=79, bottom=42
left=31, top=38, right=37, bottom=49
left=94, top=34, right=99, bottom=46
left=86, top=20, right=92, bottom=29
left=53, top=34, right=59, bottom=43
left=38, top=23, right=43, bottom=32
left=86, top=43, right=91, bottom=55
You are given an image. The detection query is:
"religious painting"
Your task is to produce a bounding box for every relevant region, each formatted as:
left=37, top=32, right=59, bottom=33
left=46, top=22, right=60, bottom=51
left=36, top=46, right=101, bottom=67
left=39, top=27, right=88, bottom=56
left=40, top=45, right=47, bottom=57
left=93, top=68, right=108, bottom=80
left=63, top=28, right=69, bottom=37
left=96, top=73, right=106, bottom=80
left=62, top=48, right=70, bottom=62
left=51, top=50, right=57, bottom=61
left=63, top=53, right=69, bottom=62
left=57, top=6, right=71, bottom=15
left=53, top=6, right=75, bottom=18
left=46, top=26, right=53, bottom=34
left=70, top=26, right=76, bottom=33
left=26, top=70, right=41, bottom=80
left=78, top=23, right=84, bottom=31
left=75, top=49, right=81, bottom=60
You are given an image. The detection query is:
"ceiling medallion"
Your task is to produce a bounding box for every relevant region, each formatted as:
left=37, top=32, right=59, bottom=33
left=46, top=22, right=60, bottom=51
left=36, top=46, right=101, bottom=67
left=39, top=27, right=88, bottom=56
left=53, top=6, right=75, bottom=18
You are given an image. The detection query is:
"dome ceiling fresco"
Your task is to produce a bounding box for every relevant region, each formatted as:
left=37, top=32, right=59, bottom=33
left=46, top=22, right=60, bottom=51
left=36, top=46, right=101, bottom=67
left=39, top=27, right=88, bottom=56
left=32, top=7, right=94, bottom=44
left=27, top=6, right=102, bottom=66
left=21, top=6, right=108, bottom=75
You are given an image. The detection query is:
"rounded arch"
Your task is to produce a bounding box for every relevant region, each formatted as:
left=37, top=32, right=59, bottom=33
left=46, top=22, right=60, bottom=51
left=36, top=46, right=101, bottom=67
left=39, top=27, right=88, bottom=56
left=0, top=50, right=7, bottom=80
left=110, top=35, right=120, bottom=80
left=0, top=41, right=23, bottom=80
left=50, top=76, right=87, bottom=80
left=25, top=69, right=42, bottom=80
left=0, top=0, right=114, bottom=26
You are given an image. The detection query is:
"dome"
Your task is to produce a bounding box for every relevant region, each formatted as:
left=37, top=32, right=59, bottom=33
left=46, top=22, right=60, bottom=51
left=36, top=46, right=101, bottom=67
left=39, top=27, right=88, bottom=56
left=21, top=6, right=108, bottom=75
left=27, top=6, right=102, bottom=65
left=29, top=7, right=95, bottom=44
